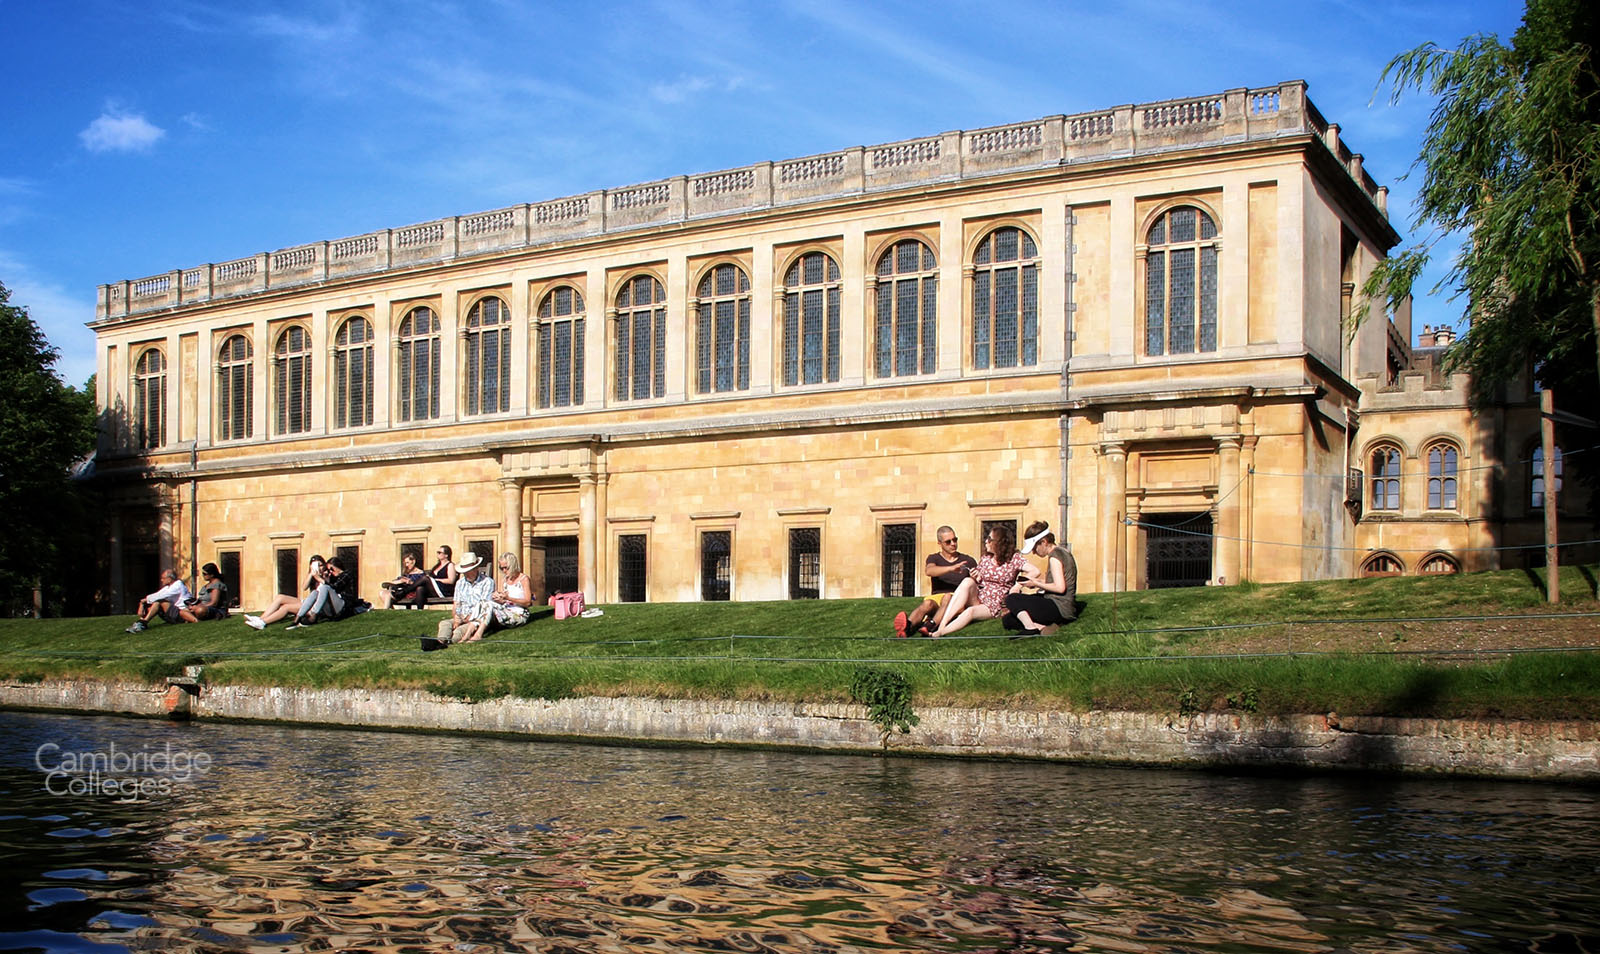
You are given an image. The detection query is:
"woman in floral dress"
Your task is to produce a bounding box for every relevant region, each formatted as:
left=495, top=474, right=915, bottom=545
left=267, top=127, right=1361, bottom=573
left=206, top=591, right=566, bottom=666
left=929, top=524, right=1035, bottom=638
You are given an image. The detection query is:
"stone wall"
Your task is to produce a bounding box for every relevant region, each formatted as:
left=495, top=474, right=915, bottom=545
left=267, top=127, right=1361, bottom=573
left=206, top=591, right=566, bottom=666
left=4, top=680, right=1594, bottom=781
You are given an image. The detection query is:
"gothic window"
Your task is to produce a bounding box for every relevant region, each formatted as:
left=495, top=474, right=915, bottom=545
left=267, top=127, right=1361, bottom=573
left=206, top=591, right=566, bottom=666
left=1532, top=445, right=1563, bottom=509
left=972, top=226, right=1039, bottom=370
left=464, top=296, right=511, bottom=415
left=132, top=347, right=166, bottom=449
left=874, top=239, right=937, bottom=378
left=334, top=316, right=374, bottom=429
left=614, top=275, right=667, bottom=401
left=782, top=251, right=842, bottom=386
left=1426, top=443, right=1459, bottom=510
left=696, top=263, right=751, bottom=394
left=1369, top=446, right=1401, bottom=512
left=216, top=334, right=253, bottom=442
left=536, top=287, right=585, bottom=409
left=273, top=326, right=311, bottom=436
left=1361, top=552, right=1405, bottom=577
left=396, top=306, right=441, bottom=423
left=1144, top=205, right=1219, bottom=356
left=1420, top=552, right=1460, bottom=574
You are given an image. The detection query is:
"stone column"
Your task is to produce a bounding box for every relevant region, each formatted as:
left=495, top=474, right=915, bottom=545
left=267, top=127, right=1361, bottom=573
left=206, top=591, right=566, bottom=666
left=1124, top=500, right=1142, bottom=591
left=157, top=484, right=177, bottom=573
left=1099, top=442, right=1127, bottom=591
left=1240, top=436, right=1258, bottom=582
left=595, top=469, right=610, bottom=602
left=579, top=473, right=598, bottom=603
left=1217, top=437, right=1242, bottom=586
left=499, top=477, right=523, bottom=572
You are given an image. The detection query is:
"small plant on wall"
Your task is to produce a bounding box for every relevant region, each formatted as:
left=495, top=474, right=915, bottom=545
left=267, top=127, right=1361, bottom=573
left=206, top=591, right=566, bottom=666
left=850, top=667, right=920, bottom=747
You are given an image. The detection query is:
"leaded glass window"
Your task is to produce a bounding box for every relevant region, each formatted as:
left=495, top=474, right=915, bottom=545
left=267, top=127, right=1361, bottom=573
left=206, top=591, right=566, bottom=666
left=464, top=296, right=511, bottom=416
left=396, top=306, right=441, bottom=423
left=696, top=264, right=751, bottom=394
left=1144, top=206, right=1219, bottom=356
left=1427, top=444, right=1458, bottom=510
left=1532, top=446, right=1563, bottom=509
left=614, top=275, right=667, bottom=402
left=782, top=252, right=842, bottom=386
left=874, top=239, right=937, bottom=378
left=700, top=531, right=731, bottom=601
left=1362, top=552, right=1404, bottom=577
left=537, top=287, right=585, bottom=409
left=132, top=347, right=166, bottom=449
left=972, top=226, right=1039, bottom=370
left=1370, top=446, right=1401, bottom=511
left=216, top=335, right=253, bottom=442
left=334, top=316, right=373, bottom=429
left=273, top=326, right=311, bottom=436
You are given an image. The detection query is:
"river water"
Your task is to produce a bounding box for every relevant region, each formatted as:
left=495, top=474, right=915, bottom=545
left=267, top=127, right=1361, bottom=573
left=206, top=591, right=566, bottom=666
left=0, top=710, right=1596, bottom=953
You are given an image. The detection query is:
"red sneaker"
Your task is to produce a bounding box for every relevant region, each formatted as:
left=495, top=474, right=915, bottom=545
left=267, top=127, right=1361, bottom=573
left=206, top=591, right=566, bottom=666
left=893, top=611, right=908, bottom=638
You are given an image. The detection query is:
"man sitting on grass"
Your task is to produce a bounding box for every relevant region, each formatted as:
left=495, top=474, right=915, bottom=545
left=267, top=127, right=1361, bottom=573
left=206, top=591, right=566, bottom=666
left=894, top=525, right=976, bottom=638
left=424, top=552, right=494, bottom=650
left=126, top=568, right=192, bottom=634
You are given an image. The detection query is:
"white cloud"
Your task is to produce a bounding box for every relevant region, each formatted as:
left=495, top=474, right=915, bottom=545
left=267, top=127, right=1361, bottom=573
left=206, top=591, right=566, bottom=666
left=79, top=110, right=166, bottom=153
left=650, top=75, right=715, bottom=104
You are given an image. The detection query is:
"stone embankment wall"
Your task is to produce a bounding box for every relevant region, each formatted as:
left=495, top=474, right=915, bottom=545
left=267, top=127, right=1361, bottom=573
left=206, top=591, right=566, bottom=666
left=3, top=680, right=1596, bottom=781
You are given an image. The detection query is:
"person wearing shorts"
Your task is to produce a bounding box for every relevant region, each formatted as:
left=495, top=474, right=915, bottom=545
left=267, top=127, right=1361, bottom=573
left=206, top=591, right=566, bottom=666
left=894, top=525, right=976, bottom=637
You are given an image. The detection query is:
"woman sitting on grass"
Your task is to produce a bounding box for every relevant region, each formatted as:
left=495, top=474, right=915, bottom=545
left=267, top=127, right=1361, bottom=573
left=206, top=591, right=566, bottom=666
left=245, top=555, right=355, bottom=630
left=425, top=545, right=459, bottom=601
left=488, top=551, right=534, bottom=631
left=929, top=524, right=1036, bottom=639
left=178, top=563, right=230, bottom=622
left=1003, top=521, right=1077, bottom=638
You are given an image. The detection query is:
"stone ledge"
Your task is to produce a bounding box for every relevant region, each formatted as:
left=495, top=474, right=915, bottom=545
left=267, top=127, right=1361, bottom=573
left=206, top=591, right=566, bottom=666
left=3, top=681, right=1595, bottom=781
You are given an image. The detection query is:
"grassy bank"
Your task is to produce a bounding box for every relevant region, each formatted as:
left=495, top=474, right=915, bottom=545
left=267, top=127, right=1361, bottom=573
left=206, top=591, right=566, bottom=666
left=3, top=565, right=1599, bottom=720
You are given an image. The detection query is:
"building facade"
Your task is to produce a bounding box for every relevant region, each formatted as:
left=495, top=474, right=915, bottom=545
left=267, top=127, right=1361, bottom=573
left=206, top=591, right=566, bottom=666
left=87, top=81, right=1584, bottom=611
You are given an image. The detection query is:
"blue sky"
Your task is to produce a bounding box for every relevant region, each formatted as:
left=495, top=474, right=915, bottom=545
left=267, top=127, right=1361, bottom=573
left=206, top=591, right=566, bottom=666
left=1, top=0, right=1527, bottom=386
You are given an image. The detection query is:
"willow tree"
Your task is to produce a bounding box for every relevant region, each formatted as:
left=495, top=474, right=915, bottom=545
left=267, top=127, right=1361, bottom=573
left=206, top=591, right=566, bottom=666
left=1363, top=0, right=1599, bottom=397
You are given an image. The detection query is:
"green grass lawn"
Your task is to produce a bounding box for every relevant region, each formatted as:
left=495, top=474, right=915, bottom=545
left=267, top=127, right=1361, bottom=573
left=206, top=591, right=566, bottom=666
left=3, top=565, right=1599, bottom=720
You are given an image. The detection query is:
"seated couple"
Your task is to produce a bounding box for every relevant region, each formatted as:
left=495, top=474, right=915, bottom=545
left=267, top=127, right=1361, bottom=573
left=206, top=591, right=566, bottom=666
left=380, top=545, right=459, bottom=609
left=125, top=564, right=231, bottom=633
left=894, top=521, right=1076, bottom=639
left=244, top=555, right=359, bottom=630
left=423, top=551, right=533, bottom=650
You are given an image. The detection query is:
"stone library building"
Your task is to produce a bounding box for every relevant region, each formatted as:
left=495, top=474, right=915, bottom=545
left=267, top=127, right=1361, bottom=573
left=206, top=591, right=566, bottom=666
left=88, top=81, right=1581, bottom=611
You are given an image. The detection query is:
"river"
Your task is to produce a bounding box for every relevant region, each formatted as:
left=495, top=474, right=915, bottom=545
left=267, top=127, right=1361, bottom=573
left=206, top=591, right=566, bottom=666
left=0, top=710, right=1595, bottom=952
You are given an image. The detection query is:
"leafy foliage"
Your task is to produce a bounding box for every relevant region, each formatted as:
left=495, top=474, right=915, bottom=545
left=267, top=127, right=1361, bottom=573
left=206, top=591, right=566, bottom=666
left=849, top=667, right=920, bottom=742
left=0, top=282, right=98, bottom=614
left=1362, top=0, right=1600, bottom=398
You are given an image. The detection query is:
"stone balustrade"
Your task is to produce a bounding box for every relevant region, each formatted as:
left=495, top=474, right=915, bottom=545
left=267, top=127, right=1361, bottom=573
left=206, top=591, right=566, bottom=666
left=97, top=80, right=1384, bottom=320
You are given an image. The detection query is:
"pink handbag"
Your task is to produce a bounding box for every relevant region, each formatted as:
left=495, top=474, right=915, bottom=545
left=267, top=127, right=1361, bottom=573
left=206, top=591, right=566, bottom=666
left=549, top=591, right=585, bottom=620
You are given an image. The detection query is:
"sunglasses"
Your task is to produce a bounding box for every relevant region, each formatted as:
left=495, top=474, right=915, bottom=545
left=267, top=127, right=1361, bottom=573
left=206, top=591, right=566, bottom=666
left=940, top=537, right=957, bottom=544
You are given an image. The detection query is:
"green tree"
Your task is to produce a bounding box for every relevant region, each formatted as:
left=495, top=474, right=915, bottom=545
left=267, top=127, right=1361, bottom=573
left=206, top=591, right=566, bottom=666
left=1363, top=0, right=1600, bottom=397
left=0, top=281, right=98, bottom=614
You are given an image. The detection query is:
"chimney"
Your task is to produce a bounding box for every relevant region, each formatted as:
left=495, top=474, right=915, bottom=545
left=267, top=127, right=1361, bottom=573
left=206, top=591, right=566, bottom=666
left=1418, top=325, right=1435, bottom=348
left=1434, top=326, right=1455, bottom=346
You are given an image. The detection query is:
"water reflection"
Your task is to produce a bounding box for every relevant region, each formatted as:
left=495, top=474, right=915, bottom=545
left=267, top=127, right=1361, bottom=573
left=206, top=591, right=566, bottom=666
left=0, top=711, right=1596, bottom=952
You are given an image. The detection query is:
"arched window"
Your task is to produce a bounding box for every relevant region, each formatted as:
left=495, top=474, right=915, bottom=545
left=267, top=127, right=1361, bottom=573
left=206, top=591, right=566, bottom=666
left=216, top=335, right=253, bottom=441
left=782, top=251, right=841, bottom=386
left=972, top=226, right=1038, bottom=370
left=1420, top=552, right=1460, bottom=574
left=614, top=275, right=666, bottom=401
left=874, top=239, right=937, bottom=378
left=1426, top=443, right=1459, bottom=510
left=1532, top=445, right=1563, bottom=509
left=464, top=296, right=511, bottom=415
left=1369, top=446, right=1401, bottom=512
left=536, top=287, right=585, bottom=409
left=273, top=326, right=312, bottom=435
left=334, top=316, right=374, bottom=429
left=1144, top=206, right=1219, bottom=356
left=132, top=347, right=166, bottom=449
left=1361, top=552, right=1405, bottom=577
left=696, top=263, right=750, bottom=394
left=396, top=306, right=441, bottom=423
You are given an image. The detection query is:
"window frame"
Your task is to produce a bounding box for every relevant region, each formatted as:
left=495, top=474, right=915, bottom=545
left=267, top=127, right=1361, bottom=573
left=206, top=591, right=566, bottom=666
left=215, top=333, right=253, bottom=442
left=1361, top=551, right=1405, bottom=577
left=463, top=294, right=512, bottom=417
left=1425, top=442, right=1460, bottom=511
left=872, top=237, right=939, bottom=379
left=612, top=273, right=668, bottom=403
left=333, top=314, right=375, bottom=430
left=880, top=522, right=920, bottom=598
left=970, top=224, right=1040, bottom=371
left=1141, top=203, right=1221, bottom=358
left=131, top=345, right=167, bottom=450
left=780, top=249, right=843, bottom=388
left=1368, top=444, right=1403, bottom=512
left=395, top=305, right=442, bottom=423
left=698, top=529, right=733, bottom=601
left=272, top=324, right=313, bottom=436
left=788, top=527, right=822, bottom=599
left=535, top=285, right=586, bottom=410
left=693, top=261, right=751, bottom=395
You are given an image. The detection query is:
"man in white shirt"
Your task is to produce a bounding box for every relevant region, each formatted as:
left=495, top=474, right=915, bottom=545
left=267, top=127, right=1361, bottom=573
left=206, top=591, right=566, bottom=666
left=427, top=552, right=495, bottom=649
left=127, top=569, right=192, bottom=633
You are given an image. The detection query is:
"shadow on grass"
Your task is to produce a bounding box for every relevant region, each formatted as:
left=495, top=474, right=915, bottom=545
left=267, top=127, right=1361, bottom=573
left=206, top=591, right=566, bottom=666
left=1581, top=565, right=1598, bottom=598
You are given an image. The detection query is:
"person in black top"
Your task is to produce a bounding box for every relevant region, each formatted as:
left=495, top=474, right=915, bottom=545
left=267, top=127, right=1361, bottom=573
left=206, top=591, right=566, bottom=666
left=894, top=525, right=977, bottom=637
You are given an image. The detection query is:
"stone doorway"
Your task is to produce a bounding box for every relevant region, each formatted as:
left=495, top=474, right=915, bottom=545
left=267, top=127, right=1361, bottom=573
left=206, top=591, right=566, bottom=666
left=532, top=535, right=579, bottom=598
left=1145, top=512, right=1213, bottom=589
